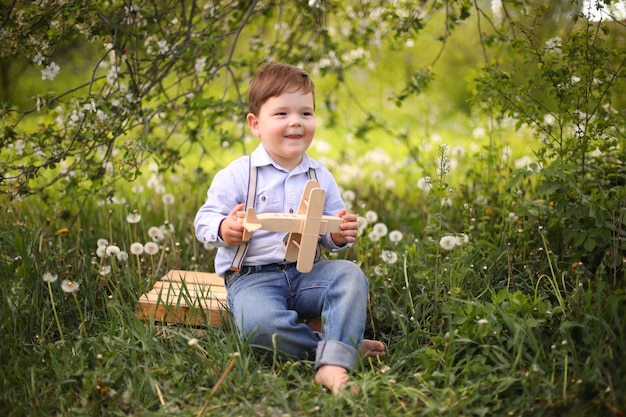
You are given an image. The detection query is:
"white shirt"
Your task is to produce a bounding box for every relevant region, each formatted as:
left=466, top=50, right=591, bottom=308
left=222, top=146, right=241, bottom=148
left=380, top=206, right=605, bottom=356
left=194, top=144, right=348, bottom=276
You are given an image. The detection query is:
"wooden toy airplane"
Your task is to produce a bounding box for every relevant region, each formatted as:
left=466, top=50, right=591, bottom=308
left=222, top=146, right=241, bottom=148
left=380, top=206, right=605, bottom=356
left=237, top=180, right=343, bottom=273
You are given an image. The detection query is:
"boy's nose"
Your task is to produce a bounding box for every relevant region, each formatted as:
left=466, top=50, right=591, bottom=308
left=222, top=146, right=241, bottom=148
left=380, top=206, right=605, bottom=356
left=288, top=115, right=302, bottom=126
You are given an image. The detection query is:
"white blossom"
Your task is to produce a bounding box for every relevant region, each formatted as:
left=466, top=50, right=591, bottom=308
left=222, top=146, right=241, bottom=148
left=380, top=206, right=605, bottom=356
left=41, top=62, right=60, bottom=80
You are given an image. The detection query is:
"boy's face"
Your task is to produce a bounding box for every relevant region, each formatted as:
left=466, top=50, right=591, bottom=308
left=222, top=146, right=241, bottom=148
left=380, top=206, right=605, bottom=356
left=246, top=90, right=315, bottom=171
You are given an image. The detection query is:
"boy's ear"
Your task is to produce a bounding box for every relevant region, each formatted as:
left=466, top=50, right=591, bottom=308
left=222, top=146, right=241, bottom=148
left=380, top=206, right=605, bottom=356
left=246, top=113, right=260, bottom=137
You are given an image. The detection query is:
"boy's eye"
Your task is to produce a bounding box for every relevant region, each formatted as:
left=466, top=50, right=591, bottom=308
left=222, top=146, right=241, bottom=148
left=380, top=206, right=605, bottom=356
left=276, top=112, right=287, bottom=116
left=302, top=112, right=313, bottom=117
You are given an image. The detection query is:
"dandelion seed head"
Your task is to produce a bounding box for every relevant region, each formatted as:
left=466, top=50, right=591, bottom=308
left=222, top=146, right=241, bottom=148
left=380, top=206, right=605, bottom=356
left=372, top=222, right=388, bottom=237
left=162, top=193, right=175, bottom=205
left=96, top=246, right=108, bottom=258
left=105, top=245, right=120, bottom=256
left=61, top=279, right=80, bottom=293
left=97, top=238, right=109, bottom=248
left=144, top=242, right=159, bottom=255
left=416, top=177, right=431, bottom=191
left=342, top=190, right=356, bottom=202
left=99, top=265, right=112, bottom=276
left=389, top=230, right=403, bottom=243
left=43, top=272, right=58, bottom=283
left=130, top=242, right=144, bottom=255
left=127, top=212, right=141, bottom=224
left=356, top=216, right=368, bottom=234
left=368, top=231, right=380, bottom=242
left=365, top=210, right=378, bottom=222
left=381, top=250, right=398, bottom=264
left=439, top=235, right=457, bottom=250
left=148, top=226, right=165, bottom=242
left=116, top=251, right=129, bottom=262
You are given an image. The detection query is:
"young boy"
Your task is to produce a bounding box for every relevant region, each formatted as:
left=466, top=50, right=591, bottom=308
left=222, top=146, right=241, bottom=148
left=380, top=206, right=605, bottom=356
left=194, top=62, right=384, bottom=394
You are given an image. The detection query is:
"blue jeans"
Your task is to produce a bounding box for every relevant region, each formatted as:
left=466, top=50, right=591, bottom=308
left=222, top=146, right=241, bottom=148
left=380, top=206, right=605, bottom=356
left=225, top=260, right=368, bottom=371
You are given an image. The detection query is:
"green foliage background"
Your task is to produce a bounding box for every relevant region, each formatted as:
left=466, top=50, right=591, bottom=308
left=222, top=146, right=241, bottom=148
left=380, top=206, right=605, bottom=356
left=1, top=0, right=625, bottom=416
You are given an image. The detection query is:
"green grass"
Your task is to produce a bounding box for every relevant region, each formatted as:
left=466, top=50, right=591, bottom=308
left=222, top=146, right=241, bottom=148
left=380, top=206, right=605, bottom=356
left=1, top=131, right=625, bottom=416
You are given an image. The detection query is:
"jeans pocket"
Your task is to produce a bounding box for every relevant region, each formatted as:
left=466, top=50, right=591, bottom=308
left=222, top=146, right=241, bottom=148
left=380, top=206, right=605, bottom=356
left=224, top=268, right=253, bottom=290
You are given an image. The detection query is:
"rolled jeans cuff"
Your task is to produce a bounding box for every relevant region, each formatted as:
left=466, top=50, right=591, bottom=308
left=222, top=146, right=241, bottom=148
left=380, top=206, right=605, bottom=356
left=315, top=340, right=358, bottom=371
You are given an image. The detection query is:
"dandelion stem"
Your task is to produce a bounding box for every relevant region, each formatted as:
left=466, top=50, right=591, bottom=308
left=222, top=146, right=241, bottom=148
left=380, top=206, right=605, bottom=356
left=72, top=292, right=87, bottom=337
left=198, top=353, right=239, bottom=417
left=47, top=282, right=65, bottom=343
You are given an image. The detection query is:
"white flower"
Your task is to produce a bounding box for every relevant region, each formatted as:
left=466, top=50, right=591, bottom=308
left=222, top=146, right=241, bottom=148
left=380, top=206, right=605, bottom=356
left=374, top=265, right=385, bottom=276
left=61, top=279, right=80, bottom=293
left=195, top=57, right=206, bottom=74
left=157, top=39, right=169, bottom=54
left=41, top=62, right=60, bottom=80
left=105, top=245, right=120, bottom=257
left=33, top=52, right=45, bottom=65
left=372, top=223, right=388, bottom=237
left=365, top=210, right=378, bottom=222
left=127, top=212, right=141, bottom=224
left=148, top=226, right=165, bottom=242
left=439, top=236, right=458, bottom=250
left=514, top=156, right=533, bottom=170
left=132, top=184, right=144, bottom=194
left=381, top=250, right=398, bottom=264
left=43, top=272, right=58, bottom=283
left=97, top=238, right=109, bottom=247
left=116, top=251, right=129, bottom=262
left=99, top=265, right=112, bottom=276
left=13, top=139, right=26, bottom=155
left=545, top=37, right=562, bottom=53
left=389, top=230, right=403, bottom=243
left=417, top=177, right=431, bottom=191
left=130, top=242, right=144, bottom=255
left=477, top=318, right=489, bottom=325
left=144, top=242, right=159, bottom=255
left=162, top=193, right=175, bottom=205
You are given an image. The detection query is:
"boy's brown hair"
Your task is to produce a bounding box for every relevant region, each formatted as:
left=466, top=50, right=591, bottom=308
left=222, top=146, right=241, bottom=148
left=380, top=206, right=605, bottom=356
left=248, top=62, right=315, bottom=115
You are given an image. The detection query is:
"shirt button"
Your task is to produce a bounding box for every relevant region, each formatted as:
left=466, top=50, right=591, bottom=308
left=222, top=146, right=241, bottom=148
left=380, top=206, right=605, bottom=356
left=289, top=208, right=294, bottom=213
left=261, top=196, right=266, bottom=201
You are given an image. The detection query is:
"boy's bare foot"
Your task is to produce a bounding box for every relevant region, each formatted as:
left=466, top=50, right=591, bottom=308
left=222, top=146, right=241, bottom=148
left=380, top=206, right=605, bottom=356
left=315, top=365, right=349, bottom=395
left=360, top=339, right=386, bottom=359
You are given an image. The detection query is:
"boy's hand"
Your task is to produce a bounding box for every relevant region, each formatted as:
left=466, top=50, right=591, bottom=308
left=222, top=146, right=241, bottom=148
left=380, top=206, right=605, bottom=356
left=219, top=203, right=245, bottom=246
left=331, top=209, right=358, bottom=246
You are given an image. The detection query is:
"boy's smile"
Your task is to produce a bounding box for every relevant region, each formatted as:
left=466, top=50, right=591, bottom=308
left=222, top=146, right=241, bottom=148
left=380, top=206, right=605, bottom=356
left=247, top=90, right=316, bottom=171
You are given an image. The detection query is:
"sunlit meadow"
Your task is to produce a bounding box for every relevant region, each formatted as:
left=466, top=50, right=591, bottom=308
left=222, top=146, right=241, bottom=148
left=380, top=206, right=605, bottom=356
left=2, top=110, right=624, bottom=417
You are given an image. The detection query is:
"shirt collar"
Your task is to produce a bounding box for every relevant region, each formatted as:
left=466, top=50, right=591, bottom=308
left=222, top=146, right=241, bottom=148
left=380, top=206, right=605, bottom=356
left=250, top=144, right=323, bottom=173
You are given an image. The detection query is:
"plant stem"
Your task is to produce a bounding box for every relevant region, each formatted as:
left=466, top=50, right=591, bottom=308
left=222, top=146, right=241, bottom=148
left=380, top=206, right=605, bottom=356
left=47, top=282, right=65, bottom=343
left=72, top=292, right=87, bottom=337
